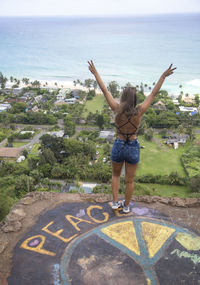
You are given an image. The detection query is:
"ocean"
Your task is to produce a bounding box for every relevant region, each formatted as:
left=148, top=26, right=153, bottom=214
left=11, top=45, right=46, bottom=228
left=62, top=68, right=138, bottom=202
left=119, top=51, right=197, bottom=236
left=0, top=14, right=200, bottom=95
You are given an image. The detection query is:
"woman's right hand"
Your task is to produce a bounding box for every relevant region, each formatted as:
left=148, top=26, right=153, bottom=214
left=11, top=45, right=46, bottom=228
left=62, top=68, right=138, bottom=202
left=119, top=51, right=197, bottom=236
left=88, top=60, right=98, bottom=75
left=162, top=64, right=177, bottom=78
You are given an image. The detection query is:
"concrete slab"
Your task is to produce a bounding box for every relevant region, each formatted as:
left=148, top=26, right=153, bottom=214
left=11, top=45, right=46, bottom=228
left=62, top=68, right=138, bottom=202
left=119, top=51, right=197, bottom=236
left=5, top=200, right=200, bottom=285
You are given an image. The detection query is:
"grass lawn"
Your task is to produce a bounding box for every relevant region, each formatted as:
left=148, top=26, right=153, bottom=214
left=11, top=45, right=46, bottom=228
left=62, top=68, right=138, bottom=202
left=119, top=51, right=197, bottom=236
left=29, top=143, right=40, bottom=157
left=83, top=95, right=106, bottom=117
left=12, top=141, right=28, bottom=147
left=137, top=135, right=190, bottom=176
left=138, top=183, right=191, bottom=198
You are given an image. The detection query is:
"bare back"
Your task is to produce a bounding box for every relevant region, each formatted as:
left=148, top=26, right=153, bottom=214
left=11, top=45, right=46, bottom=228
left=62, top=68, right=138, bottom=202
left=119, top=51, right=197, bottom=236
left=115, top=106, right=142, bottom=141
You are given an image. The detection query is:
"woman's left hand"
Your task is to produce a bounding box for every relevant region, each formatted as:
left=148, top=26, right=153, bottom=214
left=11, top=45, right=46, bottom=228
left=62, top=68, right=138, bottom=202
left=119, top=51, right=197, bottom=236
left=88, top=60, right=98, bottom=75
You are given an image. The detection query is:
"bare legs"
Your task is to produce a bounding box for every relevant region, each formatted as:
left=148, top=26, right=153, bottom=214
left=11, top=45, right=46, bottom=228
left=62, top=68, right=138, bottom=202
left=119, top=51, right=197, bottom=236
left=112, top=161, right=123, bottom=202
left=112, top=161, right=138, bottom=205
left=124, top=162, right=138, bottom=206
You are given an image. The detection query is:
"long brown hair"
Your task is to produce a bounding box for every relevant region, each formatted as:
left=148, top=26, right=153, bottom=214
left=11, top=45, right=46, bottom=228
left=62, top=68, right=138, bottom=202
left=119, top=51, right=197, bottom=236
left=115, top=87, right=138, bottom=121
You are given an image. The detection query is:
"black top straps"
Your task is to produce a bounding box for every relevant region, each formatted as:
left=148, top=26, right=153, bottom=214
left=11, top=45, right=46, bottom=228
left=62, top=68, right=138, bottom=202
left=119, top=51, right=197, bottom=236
left=115, top=115, right=138, bottom=142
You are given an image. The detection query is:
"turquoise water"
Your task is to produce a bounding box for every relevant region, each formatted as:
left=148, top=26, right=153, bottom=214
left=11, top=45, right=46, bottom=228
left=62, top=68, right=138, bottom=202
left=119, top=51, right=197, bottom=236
left=0, top=14, right=200, bottom=94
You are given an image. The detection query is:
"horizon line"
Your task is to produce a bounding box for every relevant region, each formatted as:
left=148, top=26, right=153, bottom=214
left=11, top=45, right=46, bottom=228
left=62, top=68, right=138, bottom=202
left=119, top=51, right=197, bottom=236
left=0, top=11, right=200, bottom=18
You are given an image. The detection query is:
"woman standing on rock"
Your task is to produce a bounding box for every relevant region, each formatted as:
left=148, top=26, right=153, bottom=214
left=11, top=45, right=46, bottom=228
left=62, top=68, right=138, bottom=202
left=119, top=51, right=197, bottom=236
left=88, top=60, right=176, bottom=213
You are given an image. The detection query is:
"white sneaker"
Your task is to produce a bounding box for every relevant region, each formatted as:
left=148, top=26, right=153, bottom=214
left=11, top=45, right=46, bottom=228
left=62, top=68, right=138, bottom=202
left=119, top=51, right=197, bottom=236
left=112, top=201, right=122, bottom=209
left=122, top=200, right=130, bottom=213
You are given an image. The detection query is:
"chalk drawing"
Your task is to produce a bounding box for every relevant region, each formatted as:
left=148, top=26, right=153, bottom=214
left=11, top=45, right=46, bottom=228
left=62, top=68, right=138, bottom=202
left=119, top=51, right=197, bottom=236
left=52, top=264, right=61, bottom=285
left=132, top=207, right=149, bottom=215
left=171, top=249, right=200, bottom=265
left=176, top=233, right=200, bottom=251
left=76, top=209, right=85, bottom=218
left=29, top=239, right=40, bottom=247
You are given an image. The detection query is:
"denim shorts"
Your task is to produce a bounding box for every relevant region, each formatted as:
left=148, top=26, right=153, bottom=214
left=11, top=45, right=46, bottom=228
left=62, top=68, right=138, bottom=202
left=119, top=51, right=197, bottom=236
left=111, top=138, right=140, bottom=165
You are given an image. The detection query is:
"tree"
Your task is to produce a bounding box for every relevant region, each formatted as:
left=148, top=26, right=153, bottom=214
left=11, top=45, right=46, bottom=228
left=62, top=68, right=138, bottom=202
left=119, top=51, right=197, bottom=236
left=138, top=119, right=147, bottom=135
left=87, top=89, right=96, bottom=100
left=15, top=175, right=35, bottom=198
left=107, top=81, right=120, bottom=98
left=124, top=82, right=133, bottom=88
left=22, top=149, right=28, bottom=158
left=64, top=114, right=75, bottom=137
left=95, top=114, right=104, bottom=130
left=185, top=125, right=194, bottom=141
left=84, top=79, right=93, bottom=89
left=103, top=143, right=111, bottom=156
left=51, top=165, right=64, bottom=178
left=144, top=128, right=153, bottom=141
left=195, top=94, right=200, bottom=105
left=31, top=80, right=41, bottom=88
left=22, top=78, right=30, bottom=85
left=0, top=72, right=8, bottom=89
left=39, top=148, right=57, bottom=165
left=177, top=125, right=185, bottom=135
left=189, top=175, right=200, bottom=193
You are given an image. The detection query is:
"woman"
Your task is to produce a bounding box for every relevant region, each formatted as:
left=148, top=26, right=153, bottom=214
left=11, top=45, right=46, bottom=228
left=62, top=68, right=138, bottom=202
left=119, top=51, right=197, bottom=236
left=88, top=60, right=176, bottom=213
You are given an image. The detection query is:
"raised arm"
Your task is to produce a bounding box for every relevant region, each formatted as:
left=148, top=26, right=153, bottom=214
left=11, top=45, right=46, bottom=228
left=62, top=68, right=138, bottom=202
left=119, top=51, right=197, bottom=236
left=88, top=60, right=119, bottom=111
left=139, top=64, right=176, bottom=115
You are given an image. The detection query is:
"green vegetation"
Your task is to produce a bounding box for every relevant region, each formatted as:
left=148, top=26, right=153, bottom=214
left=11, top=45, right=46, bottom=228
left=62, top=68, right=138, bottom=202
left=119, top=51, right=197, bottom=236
left=0, top=74, right=200, bottom=222
left=137, top=136, right=187, bottom=176
left=12, top=142, right=28, bottom=147
left=137, top=183, right=190, bottom=198
left=84, top=94, right=106, bottom=117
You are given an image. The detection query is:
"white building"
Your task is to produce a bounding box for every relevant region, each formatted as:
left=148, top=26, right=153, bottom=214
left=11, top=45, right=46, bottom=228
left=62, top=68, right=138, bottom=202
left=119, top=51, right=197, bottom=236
left=48, top=130, right=64, bottom=137
left=0, top=103, right=11, bottom=112
left=172, top=99, right=180, bottom=105
left=56, top=94, right=66, bottom=101
left=65, top=98, right=77, bottom=104
left=20, top=131, right=35, bottom=135
left=35, top=95, right=43, bottom=103
left=179, top=106, right=197, bottom=113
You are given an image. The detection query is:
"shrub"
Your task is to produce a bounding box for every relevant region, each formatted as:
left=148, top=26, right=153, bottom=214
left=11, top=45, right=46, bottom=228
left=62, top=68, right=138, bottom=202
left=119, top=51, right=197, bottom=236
left=189, top=175, right=200, bottom=193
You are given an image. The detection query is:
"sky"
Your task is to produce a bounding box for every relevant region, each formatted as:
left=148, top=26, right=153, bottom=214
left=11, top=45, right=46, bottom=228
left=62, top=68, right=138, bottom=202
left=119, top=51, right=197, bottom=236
left=0, top=0, right=200, bottom=17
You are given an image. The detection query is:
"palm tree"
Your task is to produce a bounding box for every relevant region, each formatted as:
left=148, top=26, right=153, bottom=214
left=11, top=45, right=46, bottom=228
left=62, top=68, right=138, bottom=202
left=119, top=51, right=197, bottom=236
left=0, top=72, right=8, bottom=89
left=22, top=78, right=30, bottom=85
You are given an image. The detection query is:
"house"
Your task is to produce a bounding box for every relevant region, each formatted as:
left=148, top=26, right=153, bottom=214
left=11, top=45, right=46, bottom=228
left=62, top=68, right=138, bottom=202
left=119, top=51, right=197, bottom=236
left=34, top=95, right=43, bottom=103
left=23, top=91, right=37, bottom=98
left=56, top=94, right=66, bottom=101
left=0, top=147, right=23, bottom=158
left=71, top=89, right=81, bottom=99
left=48, top=130, right=64, bottom=138
left=153, top=101, right=166, bottom=110
left=65, top=98, right=77, bottom=104
left=172, top=99, right=180, bottom=105
left=182, top=95, right=195, bottom=104
left=164, top=134, right=189, bottom=149
left=179, top=106, right=197, bottom=115
left=56, top=88, right=70, bottom=101
left=32, top=106, right=39, bottom=112
left=99, top=130, right=115, bottom=142
left=0, top=103, right=11, bottom=112
left=6, top=98, right=26, bottom=103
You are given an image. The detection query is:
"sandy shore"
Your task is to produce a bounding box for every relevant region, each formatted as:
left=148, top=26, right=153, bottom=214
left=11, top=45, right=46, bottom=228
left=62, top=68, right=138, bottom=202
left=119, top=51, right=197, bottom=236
left=6, top=79, right=90, bottom=92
